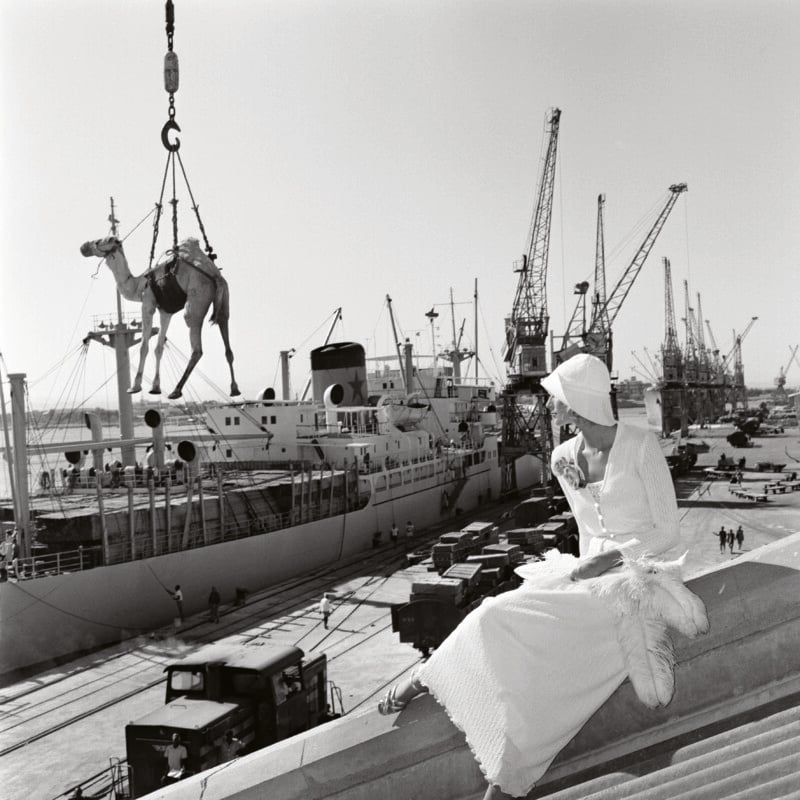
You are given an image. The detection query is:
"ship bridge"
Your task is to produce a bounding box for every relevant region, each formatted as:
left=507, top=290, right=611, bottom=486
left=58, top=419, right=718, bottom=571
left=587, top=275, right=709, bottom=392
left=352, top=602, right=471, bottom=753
left=144, top=534, right=800, bottom=800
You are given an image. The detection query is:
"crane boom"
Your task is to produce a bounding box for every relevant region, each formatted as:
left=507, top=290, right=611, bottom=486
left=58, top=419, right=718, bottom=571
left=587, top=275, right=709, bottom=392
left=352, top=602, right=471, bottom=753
left=556, top=194, right=604, bottom=362
left=560, top=182, right=687, bottom=370
left=720, top=316, right=758, bottom=373
left=504, top=107, right=561, bottom=383
left=590, top=193, right=609, bottom=335
left=601, top=184, right=688, bottom=329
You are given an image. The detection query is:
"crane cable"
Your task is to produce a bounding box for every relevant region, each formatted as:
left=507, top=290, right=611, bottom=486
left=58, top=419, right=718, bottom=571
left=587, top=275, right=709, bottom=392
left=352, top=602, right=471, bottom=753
left=148, top=0, right=219, bottom=273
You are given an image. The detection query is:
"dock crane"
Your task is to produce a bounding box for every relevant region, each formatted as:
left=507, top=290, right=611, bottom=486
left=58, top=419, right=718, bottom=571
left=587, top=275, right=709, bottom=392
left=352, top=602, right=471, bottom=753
left=500, top=107, right=560, bottom=488
left=720, top=317, right=758, bottom=410
left=554, top=183, right=688, bottom=370
left=503, top=108, right=561, bottom=386
left=682, top=280, right=698, bottom=384
left=660, top=258, right=682, bottom=383
left=774, top=345, right=800, bottom=404
left=558, top=194, right=607, bottom=360
left=694, top=294, right=711, bottom=384
left=704, top=319, right=722, bottom=375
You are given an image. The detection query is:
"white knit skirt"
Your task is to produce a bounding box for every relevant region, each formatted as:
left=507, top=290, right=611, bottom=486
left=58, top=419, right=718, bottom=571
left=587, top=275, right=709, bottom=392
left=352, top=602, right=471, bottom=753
left=417, top=580, right=627, bottom=797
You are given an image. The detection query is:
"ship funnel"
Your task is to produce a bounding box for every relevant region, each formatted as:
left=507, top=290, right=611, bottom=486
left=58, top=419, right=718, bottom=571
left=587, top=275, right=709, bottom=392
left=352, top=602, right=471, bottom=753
left=144, top=409, right=165, bottom=470
left=311, top=342, right=367, bottom=406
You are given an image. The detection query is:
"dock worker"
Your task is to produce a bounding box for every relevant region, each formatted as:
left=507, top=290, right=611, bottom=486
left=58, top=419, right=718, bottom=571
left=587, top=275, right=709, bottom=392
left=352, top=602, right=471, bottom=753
left=219, top=729, right=243, bottom=762
left=163, top=733, right=188, bottom=783
left=736, top=525, right=744, bottom=550
left=208, top=585, right=221, bottom=623
left=405, top=520, right=415, bottom=538
left=319, top=594, right=332, bottom=629
left=718, top=526, right=728, bottom=554
left=172, top=585, right=184, bottom=623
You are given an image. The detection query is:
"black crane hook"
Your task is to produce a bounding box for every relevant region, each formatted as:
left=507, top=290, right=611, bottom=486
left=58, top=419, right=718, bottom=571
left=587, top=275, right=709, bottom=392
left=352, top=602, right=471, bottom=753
left=161, top=119, right=181, bottom=152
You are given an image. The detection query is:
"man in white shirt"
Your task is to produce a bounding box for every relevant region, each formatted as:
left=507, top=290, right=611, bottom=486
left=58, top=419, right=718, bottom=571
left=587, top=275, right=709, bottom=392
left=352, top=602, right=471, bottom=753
left=319, top=595, right=332, bottom=629
left=164, top=733, right=188, bottom=782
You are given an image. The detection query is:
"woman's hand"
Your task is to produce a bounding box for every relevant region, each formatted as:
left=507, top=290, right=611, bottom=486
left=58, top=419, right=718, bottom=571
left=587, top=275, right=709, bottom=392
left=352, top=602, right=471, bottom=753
left=570, top=549, right=622, bottom=581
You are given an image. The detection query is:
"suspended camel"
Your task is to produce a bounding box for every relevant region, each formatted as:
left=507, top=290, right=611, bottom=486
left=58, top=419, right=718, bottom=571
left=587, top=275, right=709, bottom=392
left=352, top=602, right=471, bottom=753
left=80, top=236, right=240, bottom=400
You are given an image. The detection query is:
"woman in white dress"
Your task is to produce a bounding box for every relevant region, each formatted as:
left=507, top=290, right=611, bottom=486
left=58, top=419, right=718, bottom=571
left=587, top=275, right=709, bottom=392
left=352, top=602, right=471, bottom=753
left=378, top=354, right=681, bottom=799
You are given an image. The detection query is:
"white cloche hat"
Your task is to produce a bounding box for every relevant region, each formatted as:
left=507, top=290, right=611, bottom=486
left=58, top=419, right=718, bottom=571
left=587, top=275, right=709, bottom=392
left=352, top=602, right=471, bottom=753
left=541, top=353, right=616, bottom=426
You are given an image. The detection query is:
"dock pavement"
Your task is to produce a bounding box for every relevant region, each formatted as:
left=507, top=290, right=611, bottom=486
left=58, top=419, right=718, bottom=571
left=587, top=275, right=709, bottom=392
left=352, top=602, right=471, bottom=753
left=2, top=424, right=798, bottom=800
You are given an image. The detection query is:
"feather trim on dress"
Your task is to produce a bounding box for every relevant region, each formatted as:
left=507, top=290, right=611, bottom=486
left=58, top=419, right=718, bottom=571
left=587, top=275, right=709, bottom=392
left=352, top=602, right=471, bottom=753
left=516, top=551, right=709, bottom=709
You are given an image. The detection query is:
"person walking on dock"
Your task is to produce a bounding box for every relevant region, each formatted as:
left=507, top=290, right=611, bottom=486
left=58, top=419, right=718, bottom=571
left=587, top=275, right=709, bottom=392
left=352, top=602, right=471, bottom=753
left=390, top=524, right=399, bottom=544
left=718, top=526, right=728, bottom=554
left=405, top=520, right=415, bottom=539
left=319, top=594, right=332, bottom=629
left=208, top=585, right=221, bottom=623
left=727, top=529, right=735, bottom=554
left=172, top=585, right=184, bottom=624
left=736, top=525, right=744, bottom=551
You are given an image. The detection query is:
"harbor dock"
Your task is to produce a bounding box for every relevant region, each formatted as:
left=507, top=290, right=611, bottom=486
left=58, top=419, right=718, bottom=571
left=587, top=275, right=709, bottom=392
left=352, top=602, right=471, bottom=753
left=1, top=424, right=799, bottom=799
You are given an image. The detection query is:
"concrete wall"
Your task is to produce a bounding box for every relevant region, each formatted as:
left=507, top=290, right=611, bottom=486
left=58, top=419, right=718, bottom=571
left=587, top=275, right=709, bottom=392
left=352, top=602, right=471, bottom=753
left=143, top=535, right=800, bottom=800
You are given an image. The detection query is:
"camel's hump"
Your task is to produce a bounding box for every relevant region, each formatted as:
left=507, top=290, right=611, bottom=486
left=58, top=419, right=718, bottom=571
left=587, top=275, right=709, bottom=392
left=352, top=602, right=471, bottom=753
left=157, top=238, right=219, bottom=274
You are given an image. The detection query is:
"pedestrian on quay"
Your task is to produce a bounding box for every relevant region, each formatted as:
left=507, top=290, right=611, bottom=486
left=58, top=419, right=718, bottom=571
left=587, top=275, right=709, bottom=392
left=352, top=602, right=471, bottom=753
left=390, top=524, right=399, bottom=544
left=319, top=594, right=332, bottom=629
left=736, top=525, right=744, bottom=551
left=727, top=529, right=735, bottom=554
left=377, top=354, right=699, bottom=800
left=208, top=585, right=221, bottom=623
left=172, top=585, right=184, bottom=624
left=405, top=520, right=415, bottom=539
left=718, top=526, right=728, bottom=554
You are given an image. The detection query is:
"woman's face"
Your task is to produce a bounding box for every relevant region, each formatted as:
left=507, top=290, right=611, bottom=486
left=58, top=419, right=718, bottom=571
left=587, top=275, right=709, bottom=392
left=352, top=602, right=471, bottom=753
left=547, top=395, right=574, bottom=426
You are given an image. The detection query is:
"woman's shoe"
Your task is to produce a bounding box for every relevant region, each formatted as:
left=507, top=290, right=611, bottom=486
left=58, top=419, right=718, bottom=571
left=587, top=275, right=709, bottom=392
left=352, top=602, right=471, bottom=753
left=378, top=685, right=407, bottom=715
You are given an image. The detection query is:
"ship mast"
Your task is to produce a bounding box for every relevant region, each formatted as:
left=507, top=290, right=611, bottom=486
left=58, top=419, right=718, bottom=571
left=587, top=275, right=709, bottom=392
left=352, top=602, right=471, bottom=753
left=83, top=199, right=149, bottom=467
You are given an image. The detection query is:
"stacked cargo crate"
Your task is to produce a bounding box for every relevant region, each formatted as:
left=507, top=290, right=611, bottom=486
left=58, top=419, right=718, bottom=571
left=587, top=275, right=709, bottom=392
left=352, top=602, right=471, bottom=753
left=431, top=530, right=478, bottom=571
left=410, top=575, right=465, bottom=606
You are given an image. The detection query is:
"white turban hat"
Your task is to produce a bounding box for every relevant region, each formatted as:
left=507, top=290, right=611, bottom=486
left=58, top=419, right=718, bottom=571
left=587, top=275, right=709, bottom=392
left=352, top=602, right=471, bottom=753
left=541, top=353, right=616, bottom=426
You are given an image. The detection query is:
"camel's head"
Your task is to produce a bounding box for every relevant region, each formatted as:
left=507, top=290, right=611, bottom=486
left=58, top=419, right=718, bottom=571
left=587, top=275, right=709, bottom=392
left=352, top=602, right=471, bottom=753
left=80, top=236, right=123, bottom=259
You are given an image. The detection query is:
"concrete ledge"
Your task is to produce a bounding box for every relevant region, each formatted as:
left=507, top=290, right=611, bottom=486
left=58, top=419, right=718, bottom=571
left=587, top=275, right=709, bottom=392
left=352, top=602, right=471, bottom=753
left=145, top=536, right=800, bottom=800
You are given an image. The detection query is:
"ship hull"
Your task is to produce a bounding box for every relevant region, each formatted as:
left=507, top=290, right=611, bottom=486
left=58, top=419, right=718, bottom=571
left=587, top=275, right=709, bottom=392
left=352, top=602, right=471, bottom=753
left=0, top=452, right=540, bottom=676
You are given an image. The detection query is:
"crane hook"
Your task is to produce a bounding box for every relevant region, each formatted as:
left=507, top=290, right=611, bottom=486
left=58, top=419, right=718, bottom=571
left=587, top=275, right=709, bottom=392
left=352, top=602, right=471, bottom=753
left=161, top=119, right=181, bottom=152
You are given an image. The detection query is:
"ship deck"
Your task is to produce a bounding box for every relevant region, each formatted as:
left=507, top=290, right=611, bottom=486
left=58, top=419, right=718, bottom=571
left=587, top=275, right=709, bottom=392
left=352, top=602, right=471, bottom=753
left=1, top=423, right=799, bottom=800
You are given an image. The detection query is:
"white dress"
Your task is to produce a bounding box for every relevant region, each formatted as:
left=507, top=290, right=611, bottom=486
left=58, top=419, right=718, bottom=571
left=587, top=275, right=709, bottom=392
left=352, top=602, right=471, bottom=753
left=417, top=423, right=681, bottom=796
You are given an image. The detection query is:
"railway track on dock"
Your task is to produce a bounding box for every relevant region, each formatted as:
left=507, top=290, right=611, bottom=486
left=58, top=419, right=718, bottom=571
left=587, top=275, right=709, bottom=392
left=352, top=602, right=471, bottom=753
left=0, top=512, right=479, bottom=761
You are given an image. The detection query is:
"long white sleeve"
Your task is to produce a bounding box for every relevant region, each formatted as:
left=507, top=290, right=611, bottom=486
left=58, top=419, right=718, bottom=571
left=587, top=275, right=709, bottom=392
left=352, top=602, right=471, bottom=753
left=550, top=425, right=681, bottom=560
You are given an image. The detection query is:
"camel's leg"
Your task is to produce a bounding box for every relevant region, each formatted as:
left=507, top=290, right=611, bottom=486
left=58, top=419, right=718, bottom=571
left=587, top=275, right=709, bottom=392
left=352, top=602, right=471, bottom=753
left=218, top=320, right=240, bottom=397
left=150, top=310, right=173, bottom=394
left=130, top=297, right=157, bottom=394
left=169, top=322, right=203, bottom=400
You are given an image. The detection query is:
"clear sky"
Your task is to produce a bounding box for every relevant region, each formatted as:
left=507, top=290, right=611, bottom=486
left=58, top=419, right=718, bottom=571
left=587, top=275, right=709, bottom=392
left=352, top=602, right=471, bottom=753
left=1, top=0, right=798, bottom=410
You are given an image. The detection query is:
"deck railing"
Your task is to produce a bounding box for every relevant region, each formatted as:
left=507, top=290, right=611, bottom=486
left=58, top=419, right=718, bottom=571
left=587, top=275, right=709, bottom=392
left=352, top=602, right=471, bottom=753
left=8, top=492, right=359, bottom=580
